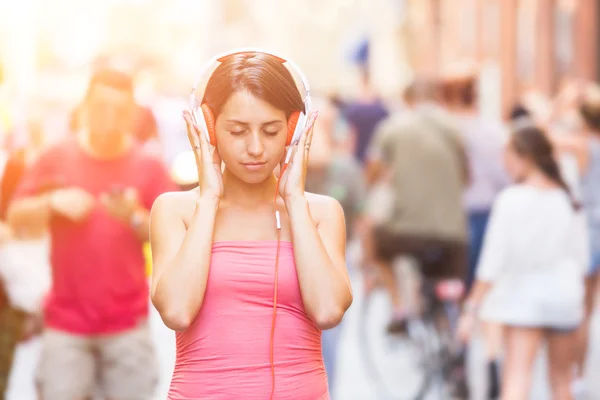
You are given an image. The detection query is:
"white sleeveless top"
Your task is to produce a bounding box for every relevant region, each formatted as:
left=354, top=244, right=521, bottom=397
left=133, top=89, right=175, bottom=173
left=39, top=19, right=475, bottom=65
left=477, top=185, right=588, bottom=326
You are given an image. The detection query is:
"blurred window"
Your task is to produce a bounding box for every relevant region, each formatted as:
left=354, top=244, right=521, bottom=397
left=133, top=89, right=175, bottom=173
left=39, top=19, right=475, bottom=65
left=481, top=0, right=500, bottom=59
left=517, top=0, right=538, bottom=88
left=554, top=0, right=576, bottom=80
left=459, top=0, right=478, bottom=58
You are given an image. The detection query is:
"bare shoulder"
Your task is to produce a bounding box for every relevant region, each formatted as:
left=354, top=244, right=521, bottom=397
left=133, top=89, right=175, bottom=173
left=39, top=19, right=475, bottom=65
left=151, top=187, right=199, bottom=226
left=305, top=192, right=345, bottom=226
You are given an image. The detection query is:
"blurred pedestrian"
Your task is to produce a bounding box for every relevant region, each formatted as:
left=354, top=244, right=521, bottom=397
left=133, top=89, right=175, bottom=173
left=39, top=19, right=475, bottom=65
left=458, top=124, right=588, bottom=400
left=444, top=74, right=509, bottom=397
left=0, top=220, right=20, bottom=400
left=340, top=67, right=389, bottom=164
left=305, top=96, right=366, bottom=398
left=361, top=79, right=470, bottom=397
left=569, top=85, right=600, bottom=394
left=362, top=79, right=470, bottom=333
left=7, top=68, right=175, bottom=400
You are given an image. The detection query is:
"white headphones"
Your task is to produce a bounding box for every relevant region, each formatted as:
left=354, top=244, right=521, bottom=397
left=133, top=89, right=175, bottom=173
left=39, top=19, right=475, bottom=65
left=189, top=47, right=312, bottom=149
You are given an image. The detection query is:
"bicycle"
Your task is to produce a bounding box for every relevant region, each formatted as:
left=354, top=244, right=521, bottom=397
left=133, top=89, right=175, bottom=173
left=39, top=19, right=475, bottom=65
left=358, top=256, right=466, bottom=400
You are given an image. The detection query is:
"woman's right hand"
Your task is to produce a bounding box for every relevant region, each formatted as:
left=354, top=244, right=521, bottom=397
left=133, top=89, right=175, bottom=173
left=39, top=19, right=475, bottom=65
left=183, top=111, right=223, bottom=200
left=456, top=312, right=476, bottom=344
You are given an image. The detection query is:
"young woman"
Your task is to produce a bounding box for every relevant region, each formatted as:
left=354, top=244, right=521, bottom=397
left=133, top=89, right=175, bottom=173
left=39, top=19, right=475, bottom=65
left=457, top=123, right=588, bottom=400
left=149, top=51, right=353, bottom=400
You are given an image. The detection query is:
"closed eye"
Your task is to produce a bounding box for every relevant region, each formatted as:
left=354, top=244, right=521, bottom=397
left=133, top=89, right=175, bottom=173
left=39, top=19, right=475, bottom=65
left=263, top=128, right=281, bottom=136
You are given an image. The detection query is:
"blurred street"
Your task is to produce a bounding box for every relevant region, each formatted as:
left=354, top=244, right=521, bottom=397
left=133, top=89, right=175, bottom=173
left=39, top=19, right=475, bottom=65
left=7, top=265, right=600, bottom=400
left=1, top=1, right=600, bottom=399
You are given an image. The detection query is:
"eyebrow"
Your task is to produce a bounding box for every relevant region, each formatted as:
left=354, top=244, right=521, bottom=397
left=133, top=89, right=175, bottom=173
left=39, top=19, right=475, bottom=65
left=225, top=119, right=284, bottom=126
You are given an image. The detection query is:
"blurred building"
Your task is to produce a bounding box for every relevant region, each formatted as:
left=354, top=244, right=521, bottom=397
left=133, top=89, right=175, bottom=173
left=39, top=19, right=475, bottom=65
left=0, top=0, right=413, bottom=102
left=406, top=0, right=599, bottom=118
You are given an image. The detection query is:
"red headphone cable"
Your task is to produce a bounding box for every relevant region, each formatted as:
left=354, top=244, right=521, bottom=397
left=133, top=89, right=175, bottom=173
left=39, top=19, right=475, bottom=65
left=269, top=153, right=292, bottom=400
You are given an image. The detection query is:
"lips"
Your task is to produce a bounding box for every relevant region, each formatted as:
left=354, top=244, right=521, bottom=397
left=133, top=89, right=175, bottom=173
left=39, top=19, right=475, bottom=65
left=242, top=161, right=267, bottom=171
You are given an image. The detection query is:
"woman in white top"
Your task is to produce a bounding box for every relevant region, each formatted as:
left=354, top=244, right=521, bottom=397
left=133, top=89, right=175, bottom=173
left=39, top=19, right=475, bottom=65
left=457, top=123, right=588, bottom=400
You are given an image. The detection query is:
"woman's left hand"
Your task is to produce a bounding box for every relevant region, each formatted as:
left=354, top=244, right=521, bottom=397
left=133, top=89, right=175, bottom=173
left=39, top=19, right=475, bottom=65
left=278, top=111, right=319, bottom=201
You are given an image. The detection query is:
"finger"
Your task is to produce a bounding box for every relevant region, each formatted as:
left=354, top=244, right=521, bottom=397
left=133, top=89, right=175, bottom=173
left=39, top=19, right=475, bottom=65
left=306, top=110, right=319, bottom=145
left=193, top=120, right=215, bottom=165
left=303, top=116, right=317, bottom=155
left=182, top=111, right=196, bottom=136
left=283, top=145, right=300, bottom=178
left=298, top=111, right=319, bottom=149
left=302, top=112, right=319, bottom=162
left=124, top=187, right=139, bottom=205
left=183, top=112, right=201, bottom=150
left=279, top=155, right=293, bottom=185
left=293, top=141, right=304, bottom=166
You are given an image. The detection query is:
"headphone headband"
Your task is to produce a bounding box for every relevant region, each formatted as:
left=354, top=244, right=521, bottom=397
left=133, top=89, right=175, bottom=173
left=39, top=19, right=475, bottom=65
left=189, top=47, right=312, bottom=146
left=191, top=47, right=311, bottom=101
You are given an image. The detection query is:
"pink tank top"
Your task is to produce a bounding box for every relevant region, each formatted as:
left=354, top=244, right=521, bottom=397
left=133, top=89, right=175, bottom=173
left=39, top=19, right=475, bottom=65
left=167, top=241, right=329, bottom=400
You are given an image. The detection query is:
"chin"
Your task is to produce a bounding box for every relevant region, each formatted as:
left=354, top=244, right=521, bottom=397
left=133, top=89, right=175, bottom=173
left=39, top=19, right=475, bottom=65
left=244, top=172, right=274, bottom=185
left=231, top=166, right=274, bottom=185
left=90, top=132, right=122, bottom=146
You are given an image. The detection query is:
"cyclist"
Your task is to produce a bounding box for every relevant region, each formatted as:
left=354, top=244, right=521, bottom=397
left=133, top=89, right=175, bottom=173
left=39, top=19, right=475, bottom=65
left=362, top=79, right=469, bottom=330
left=361, top=79, right=470, bottom=397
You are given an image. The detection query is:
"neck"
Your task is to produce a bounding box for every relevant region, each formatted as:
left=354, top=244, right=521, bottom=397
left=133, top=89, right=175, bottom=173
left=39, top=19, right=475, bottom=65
left=524, top=169, right=558, bottom=190
left=455, top=106, right=476, bottom=116
left=222, top=168, right=279, bottom=207
left=585, top=129, right=600, bottom=138
left=359, top=85, right=377, bottom=102
left=77, top=131, right=132, bottom=160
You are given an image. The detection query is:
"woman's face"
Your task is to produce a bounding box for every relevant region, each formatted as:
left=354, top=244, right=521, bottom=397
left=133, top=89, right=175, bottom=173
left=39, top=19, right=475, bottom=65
left=215, top=90, right=288, bottom=184
left=503, top=142, right=531, bottom=182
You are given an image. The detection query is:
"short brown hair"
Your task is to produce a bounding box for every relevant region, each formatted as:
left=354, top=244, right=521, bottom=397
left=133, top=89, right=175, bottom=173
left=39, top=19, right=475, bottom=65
left=85, top=68, right=134, bottom=100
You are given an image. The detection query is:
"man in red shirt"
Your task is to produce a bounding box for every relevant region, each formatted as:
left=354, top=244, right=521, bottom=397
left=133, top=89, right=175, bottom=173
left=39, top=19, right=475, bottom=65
left=7, top=68, right=176, bottom=400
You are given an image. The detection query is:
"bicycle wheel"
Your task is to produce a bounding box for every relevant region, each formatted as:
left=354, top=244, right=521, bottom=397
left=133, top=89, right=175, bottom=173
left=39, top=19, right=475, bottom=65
left=358, top=286, right=437, bottom=400
left=433, top=300, right=468, bottom=400
left=420, top=280, right=468, bottom=400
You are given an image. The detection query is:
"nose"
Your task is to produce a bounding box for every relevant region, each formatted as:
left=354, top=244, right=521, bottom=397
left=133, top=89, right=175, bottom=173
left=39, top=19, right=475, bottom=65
left=105, top=108, right=118, bottom=126
left=97, top=106, right=120, bottom=132
left=246, top=130, right=265, bottom=157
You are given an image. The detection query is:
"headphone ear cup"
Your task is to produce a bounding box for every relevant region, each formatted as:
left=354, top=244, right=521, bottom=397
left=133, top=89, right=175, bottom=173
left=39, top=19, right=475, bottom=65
left=201, top=104, right=217, bottom=146
left=286, top=111, right=301, bottom=146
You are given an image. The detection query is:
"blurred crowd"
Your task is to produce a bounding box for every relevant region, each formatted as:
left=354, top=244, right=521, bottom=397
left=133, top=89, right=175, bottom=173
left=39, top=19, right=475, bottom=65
left=0, top=52, right=599, bottom=400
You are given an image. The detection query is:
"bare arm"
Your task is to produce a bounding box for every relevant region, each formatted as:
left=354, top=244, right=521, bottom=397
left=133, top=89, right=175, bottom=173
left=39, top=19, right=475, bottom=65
left=286, top=195, right=353, bottom=330
left=7, top=194, right=52, bottom=233
left=5, top=150, right=57, bottom=233
left=364, top=117, right=393, bottom=187
left=365, top=158, right=385, bottom=187
left=457, top=279, right=493, bottom=342
left=454, top=134, right=471, bottom=187
left=462, top=190, right=512, bottom=313
left=150, top=193, right=218, bottom=331
left=464, top=280, right=493, bottom=311
left=131, top=207, right=151, bottom=242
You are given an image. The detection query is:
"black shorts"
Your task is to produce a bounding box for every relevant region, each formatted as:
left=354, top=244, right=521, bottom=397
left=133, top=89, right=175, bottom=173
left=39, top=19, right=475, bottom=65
left=373, top=227, right=468, bottom=280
